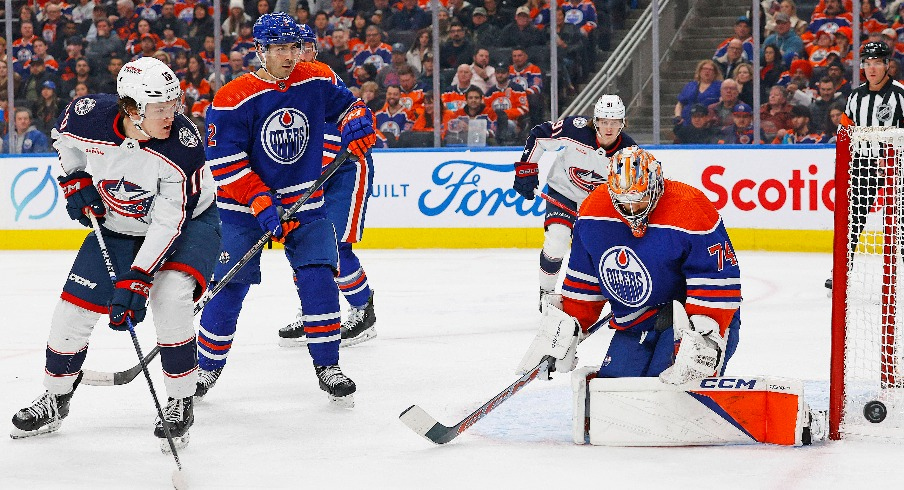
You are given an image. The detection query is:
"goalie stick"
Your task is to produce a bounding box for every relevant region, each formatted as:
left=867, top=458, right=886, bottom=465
left=81, top=150, right=353, bottom=387
left=400, top=312, right=613, bottom=444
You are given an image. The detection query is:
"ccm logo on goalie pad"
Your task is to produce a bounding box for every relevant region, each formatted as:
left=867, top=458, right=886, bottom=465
left=699, top=378, right=756, bottom=390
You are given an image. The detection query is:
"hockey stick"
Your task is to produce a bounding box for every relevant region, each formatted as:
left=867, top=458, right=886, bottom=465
left=537, top=191, right=578, bottom=217
left=192, top=148, right=352, bottom=315
left=82, top=345, right=160, bottom=386
left=400, top=312, right=613, bottom=445
left=88, top=214, right=186, bottom=486
left=82, top=150, right=353, bottom=387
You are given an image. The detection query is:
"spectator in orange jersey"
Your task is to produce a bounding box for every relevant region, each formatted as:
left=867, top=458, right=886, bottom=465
left=443, top=85, right=497, bottom=145
left=113, top=0, right=140, bottom=41
left=411, top=91, right=436, bottom=132
left=180, top=54, right=212, bottom=108
left=398, top=65, right=425, bottom=112
left=485, top=61, right=529, bottom=139
left=858, top=0, right=888, bottom=37
left=126, top=18, right=160, bottom=56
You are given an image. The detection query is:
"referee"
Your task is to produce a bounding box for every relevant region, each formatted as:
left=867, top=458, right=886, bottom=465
left=831, top=42, right=904, bottom=290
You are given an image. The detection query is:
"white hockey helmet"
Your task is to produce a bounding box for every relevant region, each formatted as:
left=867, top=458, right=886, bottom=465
left=607, top=145, right=664, bottom=238
left=594, top=94, right=626, bottom=120
left=117, top=57, right=182, bottom=117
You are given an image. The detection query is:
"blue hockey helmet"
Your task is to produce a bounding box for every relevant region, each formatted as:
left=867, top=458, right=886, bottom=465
left=298, top=23, right=317, bottom=45
left=253, top=12, right=303, bottom=47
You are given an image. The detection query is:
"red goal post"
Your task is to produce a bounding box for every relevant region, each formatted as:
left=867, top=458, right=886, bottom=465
left=831, top=125, right=904, bottom=441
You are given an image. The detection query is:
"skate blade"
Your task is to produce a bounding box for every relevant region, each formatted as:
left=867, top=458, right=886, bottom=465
left=340, top=328, right=377, bottom=348
left=278, top=336, right=309, bottom=348
left=329, top=394, right=355, bottom=409
left=9, top=419, right=62, bottom=439
left=159, top=433, right=190, bottom=453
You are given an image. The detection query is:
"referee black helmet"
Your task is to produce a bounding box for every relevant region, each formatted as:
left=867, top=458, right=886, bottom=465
left=862, top=41, right=892, bottom=61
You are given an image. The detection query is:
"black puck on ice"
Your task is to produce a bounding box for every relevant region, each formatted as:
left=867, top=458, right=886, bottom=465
left=864, top=401, right=887, bottom=423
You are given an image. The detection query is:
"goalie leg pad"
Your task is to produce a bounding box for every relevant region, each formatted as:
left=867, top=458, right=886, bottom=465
left=571, top=366, right=598, bottom=444
left=516, top=296, right=579, bottom=375
left=586, top=376, right=809, bottom=446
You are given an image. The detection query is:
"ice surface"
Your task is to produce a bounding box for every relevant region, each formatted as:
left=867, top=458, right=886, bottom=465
left=2, top=248, right=904, bottom=489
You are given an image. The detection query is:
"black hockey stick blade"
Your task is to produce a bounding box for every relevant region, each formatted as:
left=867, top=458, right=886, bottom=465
left=399, top=356, right=553, bottom=444
left=82, top=345, right=161, bottom=386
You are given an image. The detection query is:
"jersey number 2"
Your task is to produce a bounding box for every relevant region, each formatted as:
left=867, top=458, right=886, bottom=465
left=207, top=123, right=217, bottom=147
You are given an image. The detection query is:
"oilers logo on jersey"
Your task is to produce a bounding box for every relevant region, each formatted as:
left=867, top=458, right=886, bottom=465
left=599, top=246, right=653, bottom=307
left=261, top=108, right=311, bottom=165
left=568, top=167, right=606, bottom=193
left=98, top=177, right=154, bottom=221
left=379, top=120, right=401, bottom=138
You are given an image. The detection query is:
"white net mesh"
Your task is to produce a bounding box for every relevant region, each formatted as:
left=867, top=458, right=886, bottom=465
left=842, top=126, right=904, bottom=439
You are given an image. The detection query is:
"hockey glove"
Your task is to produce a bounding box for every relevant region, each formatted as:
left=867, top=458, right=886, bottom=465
left=58, top=170, right=106, bottom=228
left=340, top=107, right=377, bottom=160
left=250, top=192, right=300, bottom=243
left=514, top=162, right=539, bottom=200
left=109, top=269, right=153, bottom=331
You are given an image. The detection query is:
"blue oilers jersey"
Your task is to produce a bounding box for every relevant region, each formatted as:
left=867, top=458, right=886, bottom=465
left=521, top=116, right=636, bottom=207
left=561, top=180, right=742, bottom=337
left=205, top=63, right=360, bottom=228
left=53, top=94, right=214, bottom=274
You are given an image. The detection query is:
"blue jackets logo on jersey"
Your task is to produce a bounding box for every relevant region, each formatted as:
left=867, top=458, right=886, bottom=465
left=567, top=167, right=606, bottom=193
left=260, top=108, right=310, bottom=165
left=99, top=178, right=154, bottom=221
left=599, top=246, right=653, bottom=307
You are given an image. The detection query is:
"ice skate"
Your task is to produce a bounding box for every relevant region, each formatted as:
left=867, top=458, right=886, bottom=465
left=539, top=288, right=554, bottom=312
left=315, top=365, right=356, bottom=408
left=155, top=396, right=193, bottom=453
left=802, top=408, right=828, bottom=445
left=194, top=367, right=223, bottom=400
left=10, top=372, right=83, bottom=439
left=278, top=305, right=307, bottom=347
left=340, top=292, right=376, bottom=347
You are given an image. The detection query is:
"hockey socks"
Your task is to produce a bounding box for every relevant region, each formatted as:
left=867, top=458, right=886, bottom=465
left=198, top=281, right=250, bottom=371
left=337, top=243, right=371, bottom=309
left=294, top=265, right=341, bottom=366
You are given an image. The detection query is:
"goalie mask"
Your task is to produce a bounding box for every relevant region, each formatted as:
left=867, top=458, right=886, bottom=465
left=607, top=146, right=664, bottom=238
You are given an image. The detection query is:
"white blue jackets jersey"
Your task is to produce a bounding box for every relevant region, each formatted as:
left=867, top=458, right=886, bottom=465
left=205, top=63, right=360, bottom=228
left=521, top=116, right=636, bottom=207
left=53, top=94, right=214, bottom=274
left=561, top=180, right=742, bottom=337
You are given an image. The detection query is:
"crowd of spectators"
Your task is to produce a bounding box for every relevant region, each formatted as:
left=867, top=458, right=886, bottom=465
left=672, top=0, right=904, bottom=145
left=0, top=0, right=641, bottom=151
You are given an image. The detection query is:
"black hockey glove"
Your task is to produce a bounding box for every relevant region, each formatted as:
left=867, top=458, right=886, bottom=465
left=58, top=170, right=106, bottom=228
left=109, top=269, right=153, bottom=331
left=514, top=161, right=539, bottom=200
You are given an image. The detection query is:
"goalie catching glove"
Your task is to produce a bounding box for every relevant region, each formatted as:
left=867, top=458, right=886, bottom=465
left=659, top=301, right=727, bottom=385
left=516, top=294, right=580, bottom=376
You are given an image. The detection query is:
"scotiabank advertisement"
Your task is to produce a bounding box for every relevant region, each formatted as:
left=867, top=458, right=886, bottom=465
left=365, top=146, right=836, bottom=231
left=0, top=146, right=836, bottom=234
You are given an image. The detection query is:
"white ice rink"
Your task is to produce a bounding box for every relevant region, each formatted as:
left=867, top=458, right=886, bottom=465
left=2, top=248, right=904, bottom=489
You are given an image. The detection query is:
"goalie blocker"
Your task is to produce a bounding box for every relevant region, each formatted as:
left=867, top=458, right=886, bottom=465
left=571, top=370, right=827, bottom=446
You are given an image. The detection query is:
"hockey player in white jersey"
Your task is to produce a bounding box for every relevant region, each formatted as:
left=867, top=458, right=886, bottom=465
left=513, top=94, right=636, bottom=307
left=10, top=57, right=220, bottom=451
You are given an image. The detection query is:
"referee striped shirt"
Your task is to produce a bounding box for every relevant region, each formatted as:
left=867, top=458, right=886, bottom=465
left=844, top=78, right=904, bottom=127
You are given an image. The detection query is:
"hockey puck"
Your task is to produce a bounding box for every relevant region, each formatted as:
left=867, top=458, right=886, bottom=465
left=864, top=400, right=887, bottom=423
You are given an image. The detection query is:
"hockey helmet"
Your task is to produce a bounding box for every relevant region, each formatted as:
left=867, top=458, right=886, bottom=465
left=861, top=41, right=892, bottom=61
left=298, top=23, right=317, bottom=45
left=594, top=94, right=626, bottom=120
left=253, top=12, right=303, bottom=47
left=117, top=57, right=182, bottom=118
left=607, top=145, right=664, bottom=238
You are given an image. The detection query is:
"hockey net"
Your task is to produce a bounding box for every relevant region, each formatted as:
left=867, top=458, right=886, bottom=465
left=831, top=126, right=904, bottom=440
